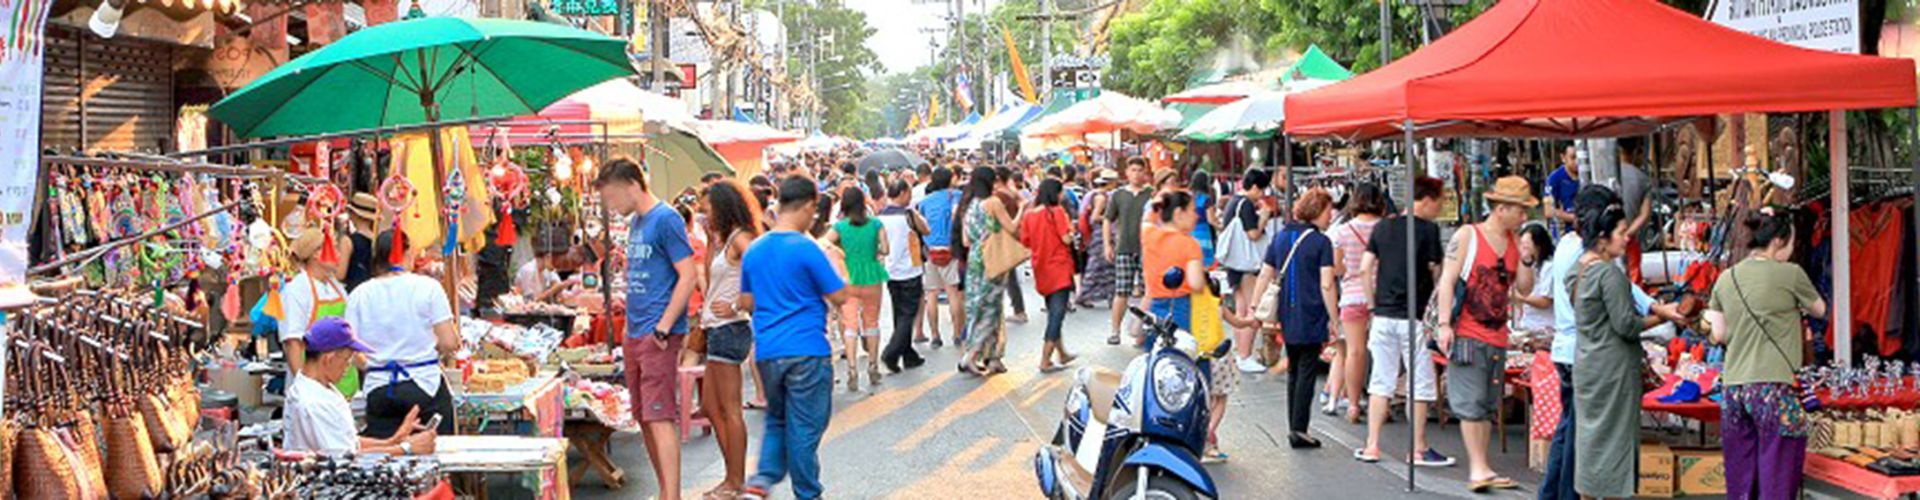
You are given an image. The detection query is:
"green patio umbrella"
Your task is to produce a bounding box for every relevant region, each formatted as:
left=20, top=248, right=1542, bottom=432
left=631, top=126, right=735, bottom=200
left=209, top=17, right=635, bottom=139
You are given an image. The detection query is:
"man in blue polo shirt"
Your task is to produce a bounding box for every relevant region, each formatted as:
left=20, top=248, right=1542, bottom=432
left=915, top=167, right=963, bottom=347
left=739, top=176, right=849, bottom=500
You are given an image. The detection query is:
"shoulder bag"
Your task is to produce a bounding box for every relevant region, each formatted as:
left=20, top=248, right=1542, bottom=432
left=983, top=211, right=1031, bottom=279
left=1215, top=198, right=1262, bottom=272
left=1255, top=228, right=1317, bottom=325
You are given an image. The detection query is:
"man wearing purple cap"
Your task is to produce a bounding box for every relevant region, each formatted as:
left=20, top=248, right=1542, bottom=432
left=284, top=317, right=437, bottom=456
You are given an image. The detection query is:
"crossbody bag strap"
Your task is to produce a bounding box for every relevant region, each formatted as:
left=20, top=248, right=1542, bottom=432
left=1460, top=224, right=1481, bottom=282
left=1728, top=265, right=1802, bottom=371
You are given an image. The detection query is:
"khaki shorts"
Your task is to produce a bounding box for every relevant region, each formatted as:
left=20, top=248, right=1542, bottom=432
left=923, top=260, right=960, bottom=289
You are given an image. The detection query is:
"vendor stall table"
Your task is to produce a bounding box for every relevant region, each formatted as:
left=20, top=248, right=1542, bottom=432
left=460, top=371, right=566, bottom=437
left=436, top=435, right=571, bottom=500
left=564, top=414, right=627, bottom=489
left=1806, top=453, right=1920, bottom=500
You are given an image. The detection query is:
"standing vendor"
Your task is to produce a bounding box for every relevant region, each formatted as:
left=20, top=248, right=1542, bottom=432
left=284, top=317, right=437, bottom=455
left=345, top=230, right=461, bottom=437
left=279, top=228, right=358, bottom=395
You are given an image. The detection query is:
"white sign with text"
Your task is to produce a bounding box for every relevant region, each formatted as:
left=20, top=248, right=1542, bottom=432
left=1709, top=0, right=1861, bottom=54
left=0, top=0, right=52, bottom=284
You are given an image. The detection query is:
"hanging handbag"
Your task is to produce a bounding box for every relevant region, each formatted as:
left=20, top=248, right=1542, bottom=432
left=63, top=411, right=106, bottom=498
left=103, top=402, right=161, bottom=500
left=140, top=392, right=187, bottom=453
left=14, top=428, right=81, bottom=500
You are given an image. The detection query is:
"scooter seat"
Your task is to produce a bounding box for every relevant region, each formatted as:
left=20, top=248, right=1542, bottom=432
left=1086, top=368, right=1123, bottom=425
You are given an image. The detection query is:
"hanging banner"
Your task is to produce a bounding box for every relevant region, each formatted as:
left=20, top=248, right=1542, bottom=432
left=0, top=0, right=51, bottom=284
left=1707, top=0, right=1860, bottom=54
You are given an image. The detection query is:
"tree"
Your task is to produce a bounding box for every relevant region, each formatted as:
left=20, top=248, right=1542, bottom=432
left=1104, top=0, right=1280, bottom=98
left=755, top=0, right=882, bottom=135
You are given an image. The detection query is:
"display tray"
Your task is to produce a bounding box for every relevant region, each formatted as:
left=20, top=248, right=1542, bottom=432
left=502, top=312, right=576, bottom=333
left=1806, top=453, right=1920, bottom=499
left=434, top=435, right=568, bottom=472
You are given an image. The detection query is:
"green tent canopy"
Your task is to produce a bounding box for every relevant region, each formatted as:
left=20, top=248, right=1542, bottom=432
left=1282, top=45, right=1354, bottom=84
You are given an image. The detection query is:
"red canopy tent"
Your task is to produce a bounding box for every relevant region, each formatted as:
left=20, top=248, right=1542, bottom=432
left=1284, top=0, right=1918, bottom=140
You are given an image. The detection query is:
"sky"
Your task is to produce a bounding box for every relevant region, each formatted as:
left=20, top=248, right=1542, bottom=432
left=846, top=0, right=1003, bottom=74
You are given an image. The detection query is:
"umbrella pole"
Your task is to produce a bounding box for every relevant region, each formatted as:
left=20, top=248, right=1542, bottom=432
left=425, top=103, right=460, bottom=312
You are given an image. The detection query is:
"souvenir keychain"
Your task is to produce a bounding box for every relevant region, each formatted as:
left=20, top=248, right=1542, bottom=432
left=442, top=160, right=466, bottom=256
left=487, top=156, right=528, bottom=246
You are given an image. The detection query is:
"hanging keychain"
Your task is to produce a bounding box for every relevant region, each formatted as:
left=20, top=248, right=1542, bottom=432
left=487, top=155, right=528, bottom=246
left=304, top=183, right=346, bottom=265
left=379, top=170, right=416, bottom=265
left=441, top=157, right=467, bottom=256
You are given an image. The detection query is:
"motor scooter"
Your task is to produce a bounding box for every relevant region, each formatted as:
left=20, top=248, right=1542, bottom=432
left=1033, top=268, right=1228, bottom=500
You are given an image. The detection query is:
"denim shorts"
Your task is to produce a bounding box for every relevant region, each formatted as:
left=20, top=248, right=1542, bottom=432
left=706, top=321, right=753, bottom=364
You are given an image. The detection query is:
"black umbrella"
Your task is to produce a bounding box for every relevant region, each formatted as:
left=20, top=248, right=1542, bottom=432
left=856, top=148, right=928, bottom=173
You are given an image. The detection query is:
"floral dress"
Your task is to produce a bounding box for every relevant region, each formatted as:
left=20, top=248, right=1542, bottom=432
left=963, top=201, right=1007, bottom=362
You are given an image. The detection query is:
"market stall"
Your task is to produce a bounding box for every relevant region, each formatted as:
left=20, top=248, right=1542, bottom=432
left=1284, top=0, right=1919, bottom=494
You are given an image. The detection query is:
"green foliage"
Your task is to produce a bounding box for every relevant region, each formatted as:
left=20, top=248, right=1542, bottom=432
left=760, top=0, right=882, bottom=136
left=1106, top=0, right=1277, bottom=98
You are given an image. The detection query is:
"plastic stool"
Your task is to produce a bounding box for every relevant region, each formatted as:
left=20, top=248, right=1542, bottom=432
left=677, top=365, right=713, bottom=442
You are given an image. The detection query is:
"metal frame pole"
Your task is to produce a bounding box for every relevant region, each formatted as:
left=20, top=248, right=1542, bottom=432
left=1911, top=108, right=1919, bottom=339
left=1403, top=119, right=1418, bottom=493
left=1830, top=111, right=1851, bottom=364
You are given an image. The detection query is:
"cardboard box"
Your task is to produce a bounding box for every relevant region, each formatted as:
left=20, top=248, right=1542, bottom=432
left=1638, top=442, right=1676, bottom=498
left=1674, top=449, right=1727, bottom=496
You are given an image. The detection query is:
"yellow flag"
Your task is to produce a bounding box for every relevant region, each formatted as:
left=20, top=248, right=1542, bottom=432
left=1003, top=27, right=1038, bottom=104
left=907, top=112, right=921, bottom=131
left=929, top=92, right=941, bottom=125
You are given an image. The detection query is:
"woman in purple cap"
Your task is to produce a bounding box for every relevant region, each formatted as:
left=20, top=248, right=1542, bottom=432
left=283, top=317, right=437, bottom=455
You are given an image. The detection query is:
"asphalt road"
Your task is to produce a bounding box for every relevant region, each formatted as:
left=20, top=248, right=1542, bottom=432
left=564, top=280, right=1870, bottom=499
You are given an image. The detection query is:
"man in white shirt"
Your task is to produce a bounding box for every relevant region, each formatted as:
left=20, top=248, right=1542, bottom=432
left=514, top=252, right=573, bottom=303
left=283, top=318, right=436, bottom=456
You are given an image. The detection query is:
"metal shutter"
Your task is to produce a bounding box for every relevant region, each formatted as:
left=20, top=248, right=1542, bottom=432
left=42, top=25, right=177, bottom=153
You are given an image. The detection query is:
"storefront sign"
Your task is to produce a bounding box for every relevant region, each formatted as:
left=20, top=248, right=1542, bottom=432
left=1708, top=0, right=1860, bottom=54
left=551, top=0, right=618, bottom=16
left=0, top=0, right=52, bottom=284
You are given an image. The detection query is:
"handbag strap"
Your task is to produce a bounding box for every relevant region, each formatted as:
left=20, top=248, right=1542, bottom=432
left=1459, top=224, right=1481, bottom=282
left=1727, top=262, right=1803, bottom=373
left=1277, top=228, right=1317, bottom=278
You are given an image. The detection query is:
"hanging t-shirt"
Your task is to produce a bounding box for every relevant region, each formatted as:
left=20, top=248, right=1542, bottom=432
left=742, top=231, right=847, bottom=360
left=625, top=203, right=695, bottom=337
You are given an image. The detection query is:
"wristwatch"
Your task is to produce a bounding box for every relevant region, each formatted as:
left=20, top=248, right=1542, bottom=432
left=400, top=441, right=414, bottom=455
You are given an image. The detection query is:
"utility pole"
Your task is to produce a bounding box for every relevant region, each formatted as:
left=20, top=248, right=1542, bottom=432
left=1039, top=0, right=1051, bottom=97
left=650, top=0, right=668, bottom=93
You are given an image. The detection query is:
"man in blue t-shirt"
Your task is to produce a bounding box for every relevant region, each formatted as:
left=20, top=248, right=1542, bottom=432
left=593, top=158, right=696, bottom=499
left=914, top=167, right=964, bottom=347
left=739, top=176, right=849, bottom=500
left=1544, top=143, right=1580, bottom=234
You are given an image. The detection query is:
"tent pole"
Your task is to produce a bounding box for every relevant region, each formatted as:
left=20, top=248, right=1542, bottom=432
left=1403, top=119, right=1418, bottom=493
left=1830, top=110, right=1851, bottom=365
left=1911, top=107, right=1919, bottom=348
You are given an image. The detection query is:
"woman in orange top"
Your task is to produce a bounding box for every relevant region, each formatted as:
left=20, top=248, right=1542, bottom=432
left=1142, top=190, right=1206, bottom=335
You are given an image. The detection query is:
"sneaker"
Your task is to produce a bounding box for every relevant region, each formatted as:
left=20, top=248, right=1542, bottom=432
left=1106, top=334, right=1122, bottom=345
left=1236, top=356, right=1267, bottom=373
left=1008, top=313, right=1029, bottom=324
left=1414, top=448, right=1456, bottom=468
left=1317, top=391, right=1330, bottom=405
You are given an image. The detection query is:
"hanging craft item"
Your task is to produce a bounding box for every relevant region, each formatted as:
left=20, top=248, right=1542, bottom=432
left=442, top=165, right=466, bottom=256
left=305, top=183, right=347, bottom=264
left=488, top=157, right=529, bottom=246
left=380, top=173, right=416, bottom=265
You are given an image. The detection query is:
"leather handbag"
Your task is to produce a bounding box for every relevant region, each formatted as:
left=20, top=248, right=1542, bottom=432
left=983, top=228, right=1030, bottom=280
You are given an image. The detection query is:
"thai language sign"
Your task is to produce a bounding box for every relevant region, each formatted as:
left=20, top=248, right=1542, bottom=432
left=1708, top=0, right=1860, bottom=54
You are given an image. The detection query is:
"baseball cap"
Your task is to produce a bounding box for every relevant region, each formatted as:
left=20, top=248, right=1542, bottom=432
left=307, top=317, right=374, bottom=354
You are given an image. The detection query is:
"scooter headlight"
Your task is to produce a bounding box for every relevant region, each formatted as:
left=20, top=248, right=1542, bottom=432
left=1152, top=357, right=1199, bottom=411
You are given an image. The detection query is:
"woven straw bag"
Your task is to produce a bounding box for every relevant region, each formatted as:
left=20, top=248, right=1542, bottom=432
left=171, top=379, right=200, bottom=432
left=139, top=392, right=187, bottom=453
left=0, top=419, right=17, bottom=499
left=65, top=412, right=106, bottom=497
left=103, top=405, right=161, bottom=499
left=13, top=428, right=80, bottom=499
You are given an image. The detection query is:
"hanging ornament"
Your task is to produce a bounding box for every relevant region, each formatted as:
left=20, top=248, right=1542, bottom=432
left=442, top=165, right=467, bottom=256
left=305, top=183, right=347, bottom=265
left=379, top=174, right=416, bottom=265
left=551, top=146, right=574, bottom=183
left=487, top=157, right=529, bottom=246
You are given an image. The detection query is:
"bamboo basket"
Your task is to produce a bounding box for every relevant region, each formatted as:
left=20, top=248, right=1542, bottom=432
left=139, top=392, right=187, bottom=453
left=66, top=412, right=107, bottom=497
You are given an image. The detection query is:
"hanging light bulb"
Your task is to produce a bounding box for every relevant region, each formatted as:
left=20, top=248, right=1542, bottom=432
left=552, top=147, right=574, bottom=182
left=89, top=0, right=128, bottom=38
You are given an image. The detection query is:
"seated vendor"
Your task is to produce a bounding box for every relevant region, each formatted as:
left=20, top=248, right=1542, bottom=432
left=515, top=251, right=575, bottom=303
left=284, top=317, right=437, bottom=456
